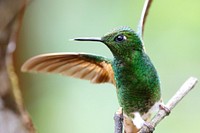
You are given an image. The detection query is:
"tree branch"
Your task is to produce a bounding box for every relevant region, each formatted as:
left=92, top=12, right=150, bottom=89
left=139, top=77, right=198, bottom=133
left=114, top=107, right=123, bottom=133
left=0, top=0, right=36, bottom=132
left=137, top=0, right=153, bottom=39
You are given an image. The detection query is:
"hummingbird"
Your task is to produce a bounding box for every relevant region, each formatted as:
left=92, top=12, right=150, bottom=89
left=21, top=26, right=162, bottom=130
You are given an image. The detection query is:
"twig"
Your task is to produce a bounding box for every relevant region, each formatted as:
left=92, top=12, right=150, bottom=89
left=114, top=108, right=123, bottom=133
left=0, top=0, right=36, bottom=132
left=139, top=77, right=198, bottom=133
left=137, top=0, right=153, bottom=39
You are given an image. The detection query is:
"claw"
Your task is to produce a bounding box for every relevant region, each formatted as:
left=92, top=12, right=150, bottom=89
left=159, top=104, right=171, bottom=115
left=143, top=122, right=155, bottom=133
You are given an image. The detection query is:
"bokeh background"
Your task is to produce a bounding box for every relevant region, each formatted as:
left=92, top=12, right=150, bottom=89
left=16, top=0, right=200, bottom=133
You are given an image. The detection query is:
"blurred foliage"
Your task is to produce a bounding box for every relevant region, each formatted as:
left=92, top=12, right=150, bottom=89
left=16, top=0, right=200, bottom=133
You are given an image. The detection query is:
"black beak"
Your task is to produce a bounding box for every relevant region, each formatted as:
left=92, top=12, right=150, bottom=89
left=72, top=37, right=102, bottom=42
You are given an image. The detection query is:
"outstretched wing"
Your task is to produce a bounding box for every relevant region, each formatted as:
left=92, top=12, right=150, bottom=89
left=21, top=53, right=115, bottom=84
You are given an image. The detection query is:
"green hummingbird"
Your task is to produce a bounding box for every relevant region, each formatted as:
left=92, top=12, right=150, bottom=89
left=21, top=26, right=161, bottom=130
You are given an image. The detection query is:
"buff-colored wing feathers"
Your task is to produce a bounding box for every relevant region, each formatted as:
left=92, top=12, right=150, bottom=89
left=21, top=53, right=115, bottom=84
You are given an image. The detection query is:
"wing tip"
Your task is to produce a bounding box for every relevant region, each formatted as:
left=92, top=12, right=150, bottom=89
left=21, top=58, right=36, bottom=73
left=21, top=63, right=30, bottom=72
left=20, top=54, right=45, bottom=73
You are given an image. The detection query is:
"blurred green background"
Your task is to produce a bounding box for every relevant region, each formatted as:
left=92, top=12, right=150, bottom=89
left=16, top=0, right=200, bottom=133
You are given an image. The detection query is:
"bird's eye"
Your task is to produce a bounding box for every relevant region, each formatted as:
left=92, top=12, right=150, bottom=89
left=114, top=34, right=127, bottom=42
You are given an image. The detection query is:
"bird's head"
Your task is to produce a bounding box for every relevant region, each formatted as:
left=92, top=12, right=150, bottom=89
left=73, top=26, right=144, bottom=58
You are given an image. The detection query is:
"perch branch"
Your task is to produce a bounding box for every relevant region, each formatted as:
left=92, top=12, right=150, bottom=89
left=139, top=77, right=198, bottom=133
left=114, top=107, right=123, bottom=133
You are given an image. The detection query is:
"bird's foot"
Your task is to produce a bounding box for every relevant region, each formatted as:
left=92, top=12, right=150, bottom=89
left=159, top=103, right=170, bottom=115
left=143, top=122, right=155, bottom=133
